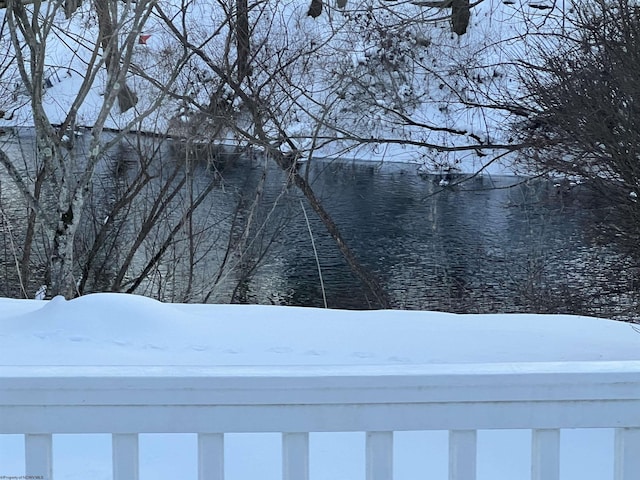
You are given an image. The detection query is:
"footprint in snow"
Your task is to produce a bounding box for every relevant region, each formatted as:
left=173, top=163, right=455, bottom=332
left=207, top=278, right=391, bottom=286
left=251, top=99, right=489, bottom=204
left=352, top=351, right=375, bottom=359
left=387, top=356, right=411, bottom=363
left=303, top=349, right=326, bottom=356
left=189, top=345, right=208, bottom=352
left=33, top=332, right=53, bottom=339
left=69, top=335, right=90, bottom=343
left=268, top=346, right=293, bottom=354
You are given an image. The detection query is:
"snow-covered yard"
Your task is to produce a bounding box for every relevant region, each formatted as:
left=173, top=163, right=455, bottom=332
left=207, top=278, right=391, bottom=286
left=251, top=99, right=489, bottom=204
left=1, top=293, right=640, bottom=479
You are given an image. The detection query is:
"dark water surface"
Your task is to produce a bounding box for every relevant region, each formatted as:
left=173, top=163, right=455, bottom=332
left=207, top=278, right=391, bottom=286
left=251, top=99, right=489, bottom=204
left=0, top=130, right=636, bottom=318
left=254, top=161, right=636, bottom=318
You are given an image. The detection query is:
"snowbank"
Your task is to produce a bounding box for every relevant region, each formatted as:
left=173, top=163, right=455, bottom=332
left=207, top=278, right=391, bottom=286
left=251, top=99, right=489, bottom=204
left=2, top=293, right=638, bottom=367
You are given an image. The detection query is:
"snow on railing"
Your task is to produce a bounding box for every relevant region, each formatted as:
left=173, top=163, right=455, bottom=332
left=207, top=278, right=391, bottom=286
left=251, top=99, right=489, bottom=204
left=1, top=361, right=640, bottom=480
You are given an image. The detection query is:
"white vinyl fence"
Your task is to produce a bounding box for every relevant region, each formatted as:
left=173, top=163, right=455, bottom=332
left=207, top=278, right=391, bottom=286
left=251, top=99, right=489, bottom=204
left=1, top=361, right=640, bottom=480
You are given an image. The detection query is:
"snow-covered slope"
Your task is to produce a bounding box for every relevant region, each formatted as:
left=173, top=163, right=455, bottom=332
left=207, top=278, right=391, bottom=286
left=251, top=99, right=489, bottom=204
left=0, top=0, right=563, bottom=174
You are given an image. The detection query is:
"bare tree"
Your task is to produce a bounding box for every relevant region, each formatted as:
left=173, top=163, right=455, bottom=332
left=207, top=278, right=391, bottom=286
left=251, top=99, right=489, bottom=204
left=0, top=0, right=180, bottom=297
left=144, top=0, right=546, bottom=307
left=0, top=0, right=546, bottom=304
left=511, top=0, right=640, bottom=251
left=236, top=0, right=250, bottom=82
left=152, top=0, right=392, bottom=306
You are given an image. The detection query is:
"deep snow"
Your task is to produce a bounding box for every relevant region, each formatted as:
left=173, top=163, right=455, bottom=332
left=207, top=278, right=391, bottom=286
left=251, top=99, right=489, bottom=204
left=2, top=293, right=640, bottom=367
left=1, top=293, right=639, bottom=480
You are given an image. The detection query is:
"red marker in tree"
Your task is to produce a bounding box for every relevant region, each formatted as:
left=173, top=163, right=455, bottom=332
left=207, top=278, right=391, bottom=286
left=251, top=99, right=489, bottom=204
left=139, top=34, right=152, bottom=45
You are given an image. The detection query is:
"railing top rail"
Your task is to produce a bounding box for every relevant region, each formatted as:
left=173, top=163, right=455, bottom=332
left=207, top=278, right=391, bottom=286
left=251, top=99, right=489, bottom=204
left=2, top=361, right=640, bottom=433
left=2, top=360, right=640, bottom=406
left=3, top=359, right=640, bottom=377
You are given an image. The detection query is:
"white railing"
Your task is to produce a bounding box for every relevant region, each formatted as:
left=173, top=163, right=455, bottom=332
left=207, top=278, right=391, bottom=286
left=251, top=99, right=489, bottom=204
left=2, top=361, right=640, bottom=480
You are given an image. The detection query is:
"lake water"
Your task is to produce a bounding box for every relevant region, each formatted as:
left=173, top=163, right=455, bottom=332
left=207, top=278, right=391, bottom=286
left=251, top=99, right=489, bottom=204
left=246, top=161, right=637, bottom=318
left=0, top=130, right=637, bottom=319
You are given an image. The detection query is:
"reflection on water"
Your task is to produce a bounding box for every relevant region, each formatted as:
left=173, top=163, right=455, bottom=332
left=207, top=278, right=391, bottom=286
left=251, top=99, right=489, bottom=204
left=0, top=130, right=637, bottom=318
left=257, top=162, right=637, bottom=318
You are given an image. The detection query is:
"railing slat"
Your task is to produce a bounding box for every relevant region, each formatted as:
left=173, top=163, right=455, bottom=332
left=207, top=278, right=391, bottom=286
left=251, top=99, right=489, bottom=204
left=282, top=432, right=309, bottom=480
left=199, top=433, right=224, bottom=480
left=531, top=428, right=560, bottom=480
left=112, top=433, right=139, bottom=480
left=614, top=427, right=640, bottom=480
left=25, top=434, right=52, bottom=480
left=449, top=430, right=476, bottom=480
left=366, top=431, right=393, bottom=480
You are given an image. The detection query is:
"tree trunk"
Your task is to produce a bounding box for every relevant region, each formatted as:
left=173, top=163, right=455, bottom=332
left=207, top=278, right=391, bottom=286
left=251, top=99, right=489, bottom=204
left=64, top=0, right=82, bottom=18
left=49, top=201, right=80, bottom=298
left=95, top=0, right=138, bottom=112
left=236, top=0, right=250, bottom=82
left=19, top=164, right=46, bottom=290
left=451, top=0, right=470, bottom=35
left=308, top=0, right=322, bottom=18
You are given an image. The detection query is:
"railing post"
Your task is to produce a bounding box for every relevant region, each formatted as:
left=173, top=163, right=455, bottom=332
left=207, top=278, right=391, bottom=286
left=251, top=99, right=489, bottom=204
left=25, top=434, right=52, bottom=480
left=531, top=429, right=560, bottom=480
left=614, top=428, right=640, bottom=480
left=449, top=430, right=476, bottom=480
left=366, top=431, right=393, bottom=480
left=283, top=432, right=309, bottom=480
left=113, top=433, right=139, bottom=480
left=199, top=433, right=224, bottom=480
